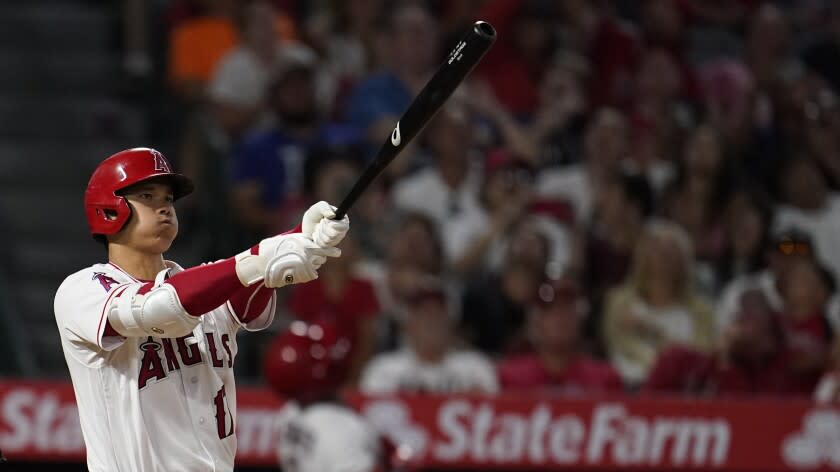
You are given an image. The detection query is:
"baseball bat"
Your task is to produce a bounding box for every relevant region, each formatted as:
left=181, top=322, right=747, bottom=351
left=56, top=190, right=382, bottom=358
left=333, top=20, right=497, bottom=219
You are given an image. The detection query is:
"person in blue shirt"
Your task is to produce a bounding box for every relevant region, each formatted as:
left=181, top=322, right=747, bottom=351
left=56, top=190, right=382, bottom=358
left=230, top=58, right=361, bottom=241
left=344, top=2, right=439, bottom=179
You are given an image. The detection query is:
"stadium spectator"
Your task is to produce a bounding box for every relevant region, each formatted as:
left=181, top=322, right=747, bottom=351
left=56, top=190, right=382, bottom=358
left=438, top=0, right=490, bottom=51
left=582, top=169, right=654, bottom=352
left=715, top=188, right=773, bottom=291
left=360, top=278, right=499, bottom=394
left=228, top=60, right=361, bottom=239
left=167, top=0, right=301, bottom=102
left=460, top=217, right=550, bottom=356
left=208, top=0, right=315, bottom=137
left=168, top=0, right=238, bottom=103
left=717, top=227, right=814, bottom=329
left=498, top=278, right=624, bottom=394
left=773, top=155, right=840, bottom=281
left=302, top=0, right=383, bottom=115
left=474, top=0, right=560, bottom=116
left=288, top=234, right=380, bottom=387
left=556, top=0, right=641, bottom=109
left=449, top=151, right=534, bottom=275
left=626, top=47, right=686, bottom=193
left=697, top=59, right=754, bottom=153
left=800, top=2, right=840, bottom=94
left=745, top=3, right=792, bottom=90
left=382, top=212, right=446, bottom=309
left=345, top=2, right=439, bottom=169
left=536, top=107, right=629, bottom=227
left=639, top=0, right=702, bottom=101
left=371, top=211, right=447, bottom=351
left=466, top=55, right=589, bottom=168
left=662, top=124, right=732, bottom=291
left=801, top=85, right=840, bottom=190
left=318, top=154, right=392, bottom=263
left=392, top=104, right=485, bottom=263
left=603, top=221, right=715, bottom=386
left=644, top=289, right=794, bottom=396
left=779, top=257, right=835, bottom=392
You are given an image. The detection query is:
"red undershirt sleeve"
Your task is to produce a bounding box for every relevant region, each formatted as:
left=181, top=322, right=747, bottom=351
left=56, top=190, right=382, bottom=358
left=165, top=224, right=301, bottom=316
left=165, top=257, right=243, bottom=316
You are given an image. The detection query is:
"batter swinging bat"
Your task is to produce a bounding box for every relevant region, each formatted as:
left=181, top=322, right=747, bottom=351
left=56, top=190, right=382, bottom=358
left=333, top=20, right=497, bottom=219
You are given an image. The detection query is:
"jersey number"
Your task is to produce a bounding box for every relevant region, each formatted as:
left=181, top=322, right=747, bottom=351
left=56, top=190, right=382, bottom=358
left=213, top=386, right=234, bottom=439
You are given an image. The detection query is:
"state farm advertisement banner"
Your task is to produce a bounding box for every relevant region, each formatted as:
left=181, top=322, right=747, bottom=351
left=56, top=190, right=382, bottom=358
left=1, top=378, right=840, bottom=470
left=0, top=379, right=285, bottom=466
left=345, top=393, right=840, bottom=471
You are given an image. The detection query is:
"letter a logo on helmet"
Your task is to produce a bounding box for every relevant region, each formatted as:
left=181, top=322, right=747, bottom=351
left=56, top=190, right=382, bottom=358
left=151, top=150, right=170, bottom=172
left=84, top=148, right=194, bottom=237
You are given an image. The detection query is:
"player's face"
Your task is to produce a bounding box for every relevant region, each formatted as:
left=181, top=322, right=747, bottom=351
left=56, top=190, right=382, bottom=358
left=116, top=181, right=178, bottom=253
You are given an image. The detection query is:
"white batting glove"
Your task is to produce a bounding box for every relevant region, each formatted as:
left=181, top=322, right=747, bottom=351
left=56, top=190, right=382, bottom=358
left=302, top=201, right=350, bottom=248
left=264, top=234, right=341, bottom=288
left=235, top=233, right=341, bottom=287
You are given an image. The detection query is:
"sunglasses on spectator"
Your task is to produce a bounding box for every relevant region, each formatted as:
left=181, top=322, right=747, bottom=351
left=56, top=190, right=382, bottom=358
left=777, top=237, right=812, bottom=256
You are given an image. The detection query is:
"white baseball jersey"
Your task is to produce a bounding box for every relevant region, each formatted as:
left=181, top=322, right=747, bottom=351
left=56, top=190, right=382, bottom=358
left=53, top=261, right=275, bottom=472
left=360, top=348, right=499, bottom=394
left=276, top=401, right=381, bottom=472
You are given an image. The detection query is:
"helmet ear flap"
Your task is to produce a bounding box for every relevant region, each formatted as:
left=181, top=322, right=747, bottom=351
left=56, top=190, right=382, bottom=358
left=88, top=196, right=132, bottom=237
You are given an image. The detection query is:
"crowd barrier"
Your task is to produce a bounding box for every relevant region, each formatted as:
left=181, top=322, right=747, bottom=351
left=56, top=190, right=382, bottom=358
left=0, top=379, right=838, bottom=470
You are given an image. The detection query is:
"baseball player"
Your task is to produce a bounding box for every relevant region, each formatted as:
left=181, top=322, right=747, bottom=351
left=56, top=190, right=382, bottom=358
left=263, top=320, right=388, bottom=472
left=53, top=148, right=349, bottom=471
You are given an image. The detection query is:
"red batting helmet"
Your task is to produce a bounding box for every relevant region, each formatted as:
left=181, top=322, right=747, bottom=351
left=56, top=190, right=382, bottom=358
left=263, top=320, right=353, bottom=401
left=84, top=147, right=194, bottom=236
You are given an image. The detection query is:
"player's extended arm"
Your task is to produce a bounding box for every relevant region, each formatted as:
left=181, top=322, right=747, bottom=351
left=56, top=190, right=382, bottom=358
left=105, top=204, right=348, bottom=339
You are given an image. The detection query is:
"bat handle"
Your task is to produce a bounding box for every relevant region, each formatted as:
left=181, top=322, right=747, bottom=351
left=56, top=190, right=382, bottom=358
left=332, top=207, right=347, bottom=220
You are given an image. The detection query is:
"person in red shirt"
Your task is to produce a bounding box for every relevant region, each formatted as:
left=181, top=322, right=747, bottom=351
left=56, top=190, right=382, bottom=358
left=497, top=278, right=624, bottom=394
left=288, top=234, right=380, bottom=386
left=779, top=257, right=835, bottom=392
left=475, top=0, right=560, bottom=116
left=644, top=288, right=795, bottom=396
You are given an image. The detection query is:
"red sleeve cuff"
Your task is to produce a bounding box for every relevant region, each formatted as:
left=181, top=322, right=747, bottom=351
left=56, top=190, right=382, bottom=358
left=228, top=283, right=274, bottom=324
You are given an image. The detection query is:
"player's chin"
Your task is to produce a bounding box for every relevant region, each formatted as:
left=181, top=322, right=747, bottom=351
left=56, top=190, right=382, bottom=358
left=151, top=230, right=178, bottom=252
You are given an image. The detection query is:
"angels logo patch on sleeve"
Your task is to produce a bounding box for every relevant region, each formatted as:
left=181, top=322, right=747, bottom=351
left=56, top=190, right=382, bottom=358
left=92, top=272, right=119, bottom=292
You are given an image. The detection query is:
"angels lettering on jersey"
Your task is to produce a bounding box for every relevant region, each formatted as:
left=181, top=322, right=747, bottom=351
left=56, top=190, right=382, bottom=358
left=137, top=332, right=232, bottom=389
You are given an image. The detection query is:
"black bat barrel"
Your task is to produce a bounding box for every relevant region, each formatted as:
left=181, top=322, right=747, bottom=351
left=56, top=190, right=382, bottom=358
left=334, top=20, right=497, bottom=219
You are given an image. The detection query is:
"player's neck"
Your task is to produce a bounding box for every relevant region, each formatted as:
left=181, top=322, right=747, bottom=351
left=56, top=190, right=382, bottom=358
left=107, top=244, right=167, bottom=281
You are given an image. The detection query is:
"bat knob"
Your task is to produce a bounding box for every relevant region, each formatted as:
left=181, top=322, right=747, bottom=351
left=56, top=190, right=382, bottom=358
left=284, top=273, right=294, bottom=285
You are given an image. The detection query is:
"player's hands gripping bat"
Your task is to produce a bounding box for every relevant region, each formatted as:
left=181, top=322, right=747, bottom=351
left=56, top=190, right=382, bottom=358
left=333, top=20, right=497, bottom=219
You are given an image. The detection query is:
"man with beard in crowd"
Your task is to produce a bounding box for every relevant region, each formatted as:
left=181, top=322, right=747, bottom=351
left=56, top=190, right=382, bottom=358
left=229, top=57, right=360, bottom=242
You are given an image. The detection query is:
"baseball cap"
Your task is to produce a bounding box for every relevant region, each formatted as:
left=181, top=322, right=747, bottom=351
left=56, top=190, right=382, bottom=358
left=484, top=148, right=536, bottom=177
left=268, top=49, right=317, bottom=87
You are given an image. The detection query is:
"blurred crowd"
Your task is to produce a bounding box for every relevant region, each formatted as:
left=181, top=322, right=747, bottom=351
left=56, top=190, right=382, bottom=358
left=136, top=0, right=840, bottom=402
